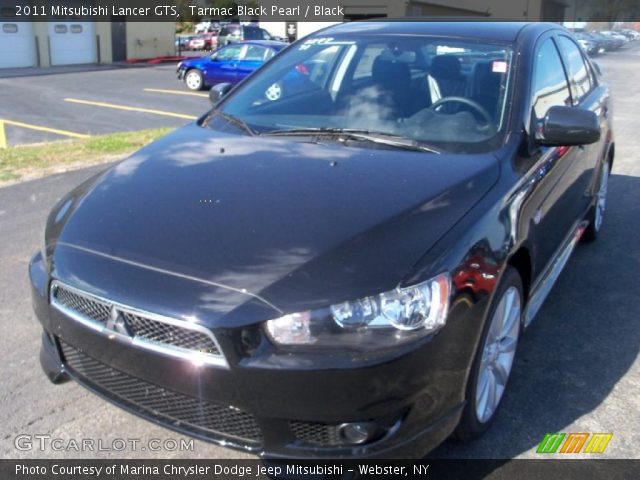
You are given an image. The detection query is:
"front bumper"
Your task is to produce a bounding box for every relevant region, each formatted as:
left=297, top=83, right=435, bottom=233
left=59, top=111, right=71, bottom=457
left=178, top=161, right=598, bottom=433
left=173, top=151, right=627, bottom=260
left=30, top=250, right=486, bottom=458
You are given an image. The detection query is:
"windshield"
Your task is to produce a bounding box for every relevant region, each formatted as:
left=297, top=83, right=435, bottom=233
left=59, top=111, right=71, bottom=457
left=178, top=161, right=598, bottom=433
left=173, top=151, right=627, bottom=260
left=207, top=34, right=514, bottom=153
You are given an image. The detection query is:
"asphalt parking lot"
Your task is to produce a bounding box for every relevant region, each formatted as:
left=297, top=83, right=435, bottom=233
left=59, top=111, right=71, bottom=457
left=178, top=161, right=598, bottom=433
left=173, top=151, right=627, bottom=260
left=1, top=44, right=639, bottom=462
left=0, top=63, right=209, bottom=146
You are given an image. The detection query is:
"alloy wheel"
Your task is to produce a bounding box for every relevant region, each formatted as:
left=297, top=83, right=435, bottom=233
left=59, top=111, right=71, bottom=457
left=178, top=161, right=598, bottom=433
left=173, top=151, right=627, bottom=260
left=475, top=286, right=521, bottom=424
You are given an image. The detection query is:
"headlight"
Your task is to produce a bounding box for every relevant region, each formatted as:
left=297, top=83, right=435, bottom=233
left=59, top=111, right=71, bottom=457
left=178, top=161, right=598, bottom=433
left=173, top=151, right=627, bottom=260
left=264, top=273, right=450, bottom=349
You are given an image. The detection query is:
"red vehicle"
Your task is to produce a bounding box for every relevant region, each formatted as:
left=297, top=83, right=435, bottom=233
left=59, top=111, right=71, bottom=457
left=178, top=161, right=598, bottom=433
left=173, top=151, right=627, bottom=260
left=453, top=255, right=500, bottom=298
left=188, top=32, right=218, bottom=51
left=205, top=31, right=219, bottom=51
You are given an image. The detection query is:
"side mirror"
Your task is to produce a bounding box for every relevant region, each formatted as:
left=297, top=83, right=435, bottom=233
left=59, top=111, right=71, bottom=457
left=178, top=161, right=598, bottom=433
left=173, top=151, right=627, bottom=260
left=209, top=83, right=233, bottom=105
left=538, top=106, right=601, bottom=147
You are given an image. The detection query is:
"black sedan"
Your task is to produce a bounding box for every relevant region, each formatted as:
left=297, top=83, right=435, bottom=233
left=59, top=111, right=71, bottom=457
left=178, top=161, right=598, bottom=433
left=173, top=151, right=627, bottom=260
left=30, top=22, right=614, bottom=458
left=575, top=32, right=604, bottom=55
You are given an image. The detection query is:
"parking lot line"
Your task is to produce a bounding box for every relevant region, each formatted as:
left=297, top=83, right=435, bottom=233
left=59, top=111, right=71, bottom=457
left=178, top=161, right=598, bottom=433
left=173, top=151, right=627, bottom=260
left=144, top=88, right=208, bottom=98
left=0, top=118, right=90, bottom=140
left=0, top=121, right=6, bottom=149
left=64, top=98, right=198, bottom=120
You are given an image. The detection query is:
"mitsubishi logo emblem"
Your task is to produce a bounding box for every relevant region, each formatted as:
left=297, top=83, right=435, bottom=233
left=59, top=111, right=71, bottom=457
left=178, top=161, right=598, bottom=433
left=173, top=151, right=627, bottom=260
left=106, top=306, right=132, bottom=337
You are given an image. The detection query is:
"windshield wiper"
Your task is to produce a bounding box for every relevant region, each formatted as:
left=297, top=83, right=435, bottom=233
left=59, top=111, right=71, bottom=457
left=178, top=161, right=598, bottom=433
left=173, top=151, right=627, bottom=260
left=262, top=128, right=440, bottom=154
left=214, top=111, right=256, bottom=136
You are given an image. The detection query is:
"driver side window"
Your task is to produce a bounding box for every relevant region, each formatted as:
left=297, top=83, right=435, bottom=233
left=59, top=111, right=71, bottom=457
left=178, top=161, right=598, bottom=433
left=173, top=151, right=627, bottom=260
left=531, top=39, right=571, bottom=122
left=556, top=35, right=593, bottom=104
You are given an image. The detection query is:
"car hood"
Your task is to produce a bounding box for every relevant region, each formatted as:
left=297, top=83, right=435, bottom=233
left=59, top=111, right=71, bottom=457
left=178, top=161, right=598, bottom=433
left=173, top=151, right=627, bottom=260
left=180, top=57, right=208, bottom=68
left=49, top=124, right=499, bottom=325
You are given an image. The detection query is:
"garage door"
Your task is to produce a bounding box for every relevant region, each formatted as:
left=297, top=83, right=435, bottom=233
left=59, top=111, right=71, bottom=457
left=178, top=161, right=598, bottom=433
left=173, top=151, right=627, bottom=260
left=49, top=21, right=96, bottom=65
left=0, top=22, right=35, bottom=68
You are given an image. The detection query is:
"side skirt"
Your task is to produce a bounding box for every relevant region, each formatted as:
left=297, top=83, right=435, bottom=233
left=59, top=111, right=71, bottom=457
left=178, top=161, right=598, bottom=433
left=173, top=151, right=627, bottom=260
left=523, top=220, right=589, bottom=328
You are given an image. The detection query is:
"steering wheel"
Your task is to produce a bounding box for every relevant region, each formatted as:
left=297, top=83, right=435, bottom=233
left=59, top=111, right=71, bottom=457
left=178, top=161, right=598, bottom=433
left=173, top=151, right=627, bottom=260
left=430, top=96, right=494, bottom=129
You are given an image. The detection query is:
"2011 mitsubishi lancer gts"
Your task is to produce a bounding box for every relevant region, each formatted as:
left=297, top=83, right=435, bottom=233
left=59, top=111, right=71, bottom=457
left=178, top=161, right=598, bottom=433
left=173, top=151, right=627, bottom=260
left=30, top=22, right=614, bottom=458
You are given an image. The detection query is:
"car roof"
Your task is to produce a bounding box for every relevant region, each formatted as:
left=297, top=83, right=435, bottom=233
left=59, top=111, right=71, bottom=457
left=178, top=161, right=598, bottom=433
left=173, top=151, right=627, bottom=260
left=318, top=21, right=559, bottom=43
left=241, top=40, right=288, bottom=49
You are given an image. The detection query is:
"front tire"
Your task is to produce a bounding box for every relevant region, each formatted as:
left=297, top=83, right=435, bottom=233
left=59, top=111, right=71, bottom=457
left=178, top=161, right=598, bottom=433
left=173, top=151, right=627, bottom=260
left=582, top=161, right=611, bottom=242
left=455, top=267, right=523, bottom=441
left=184, top=69, right=204, bottom=91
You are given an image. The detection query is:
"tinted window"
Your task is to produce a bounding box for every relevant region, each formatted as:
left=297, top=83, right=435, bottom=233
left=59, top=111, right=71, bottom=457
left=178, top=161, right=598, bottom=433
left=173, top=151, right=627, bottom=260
left=264, top=49, right=276, bottom=60
left=556, top=35, right=592, bottom=104
left=215, top=45, right=243, bottom=61
left=243, top=28, right=261, bottom=40
left=531, top=38, right=571, bottom=120
left=244, top=45, right=266, bottom=61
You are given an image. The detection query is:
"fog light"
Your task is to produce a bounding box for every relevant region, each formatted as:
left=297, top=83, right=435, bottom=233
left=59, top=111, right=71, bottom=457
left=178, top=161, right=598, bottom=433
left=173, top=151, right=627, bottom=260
left=338, top=422, right=377, bottom=445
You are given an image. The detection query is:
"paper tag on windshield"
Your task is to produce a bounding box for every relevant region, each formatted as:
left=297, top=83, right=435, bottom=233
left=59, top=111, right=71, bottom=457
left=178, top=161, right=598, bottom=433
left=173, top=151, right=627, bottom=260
left=492, top=61, right=508, bottom=73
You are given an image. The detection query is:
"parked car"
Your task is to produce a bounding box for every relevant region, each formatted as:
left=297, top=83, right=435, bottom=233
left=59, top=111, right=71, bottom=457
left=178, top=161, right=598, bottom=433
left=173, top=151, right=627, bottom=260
left=177, top=40, right=286, bottom=90
left=217, top=23, right=273, bottom=46
left=589, top=31, right=619, bottom=51
left=599, top=31, right=627, bottom=49
left=175, top=35, right=195, bottom=51
left=32, top=22, right=614, bottom=459
left=574, top=32, right=603, bottom=55
left=194, top=21, right=218, bottom=34
left=194, top=21, right=208, bottom=34
left=202, top=31, right=218, bottom=50
left=620, top=29, right=640, bottom=40
left=186, top=35, right=206, bottom=51
left=186, top=32, right=218, bottom=51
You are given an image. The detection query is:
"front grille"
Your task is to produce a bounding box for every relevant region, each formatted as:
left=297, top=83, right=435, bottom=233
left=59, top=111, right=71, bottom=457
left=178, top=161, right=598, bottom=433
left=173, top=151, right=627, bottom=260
left=54, top=287, right=112, bottom=325
left=60, top=341, right=262, bottom=446
left=121, top=312, right=218, bottom=355
left=289, top=421, right=343, bottom=446
left=51, top=282, right=225, bottom=365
